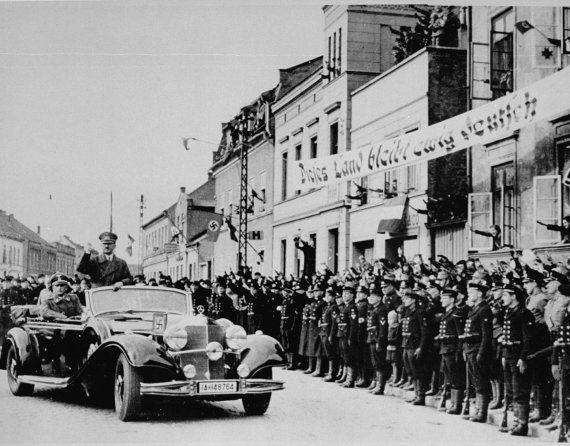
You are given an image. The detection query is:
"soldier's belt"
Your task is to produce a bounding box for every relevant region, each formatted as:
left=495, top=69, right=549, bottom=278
left=367, top=327, right=377, bottom=332
left=338, top=323, right=347, bottom=328
left=500, top=340, right=521, bottom=346
left=458, top=333, right=481, bottom=339
left=282, top=316, right=289, bottom=320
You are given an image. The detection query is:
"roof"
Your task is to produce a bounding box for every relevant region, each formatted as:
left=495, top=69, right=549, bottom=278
left=0, top=210, right=54, bottom=247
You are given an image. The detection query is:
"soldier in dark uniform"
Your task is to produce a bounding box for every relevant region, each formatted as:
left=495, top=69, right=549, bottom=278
left=77, top=232, right=133, bottom=289
left=400, top=290, right=429, bottom=405
left=308, top=283, right=326, bottom=377
left=488, top=280, right=505, bottom=411
left=355, top=285, right=372, bottom=388
left=211, top=282, right=236, bottom=322
left=436, top=288, right=467, bottom=414
left=551, top=284, right=570, bottom=436
left=261, top=280, right=281, bottom=340
left=499, top=283, right=535, bottom=436
left=381, top=275, right=401, bottom=311
left=280, top=284, right=297, bottom=370
left=367, top=287, right=390, bottom=395
left=291, top=281, right=308, bottom=371
left=321, top=287, right=339, bottom=382
left=339, top=285, right=358, bottom=388
left=461, top=281, right=493, bottom=422
left=19, top=279, right=35, bottom=305
left=333, top=291, right=347, bottom=382
left=299, top=286, right=313, bottom=373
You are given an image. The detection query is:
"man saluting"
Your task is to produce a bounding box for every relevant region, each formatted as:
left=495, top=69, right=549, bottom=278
left=77, top=232, right=133, bottom=290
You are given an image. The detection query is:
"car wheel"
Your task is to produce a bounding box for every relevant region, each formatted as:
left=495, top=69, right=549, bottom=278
left=114, top=353, right=142, bottom=421
left=6, top=344, right=34, bottom=396
left=242, top=393, right=271, bottom=415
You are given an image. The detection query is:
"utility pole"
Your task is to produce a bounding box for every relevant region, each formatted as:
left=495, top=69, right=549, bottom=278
left=237, top=112, right=254, bottom=270
left=138, top=194, right=146, bottom=274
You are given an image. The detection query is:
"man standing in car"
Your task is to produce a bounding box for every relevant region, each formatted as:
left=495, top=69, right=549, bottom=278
left=77, top=232, right=133, bottom=290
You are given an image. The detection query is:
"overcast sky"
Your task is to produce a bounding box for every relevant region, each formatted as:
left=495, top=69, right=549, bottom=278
left=0, top=0, right=323, bottom=260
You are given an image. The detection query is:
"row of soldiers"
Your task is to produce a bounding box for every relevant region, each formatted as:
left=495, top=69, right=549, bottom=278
left=188, top=254, right=570, bottom=438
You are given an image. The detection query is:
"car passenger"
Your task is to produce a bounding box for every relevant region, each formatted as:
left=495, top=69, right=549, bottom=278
left=40, top=274, right=83, bottom=320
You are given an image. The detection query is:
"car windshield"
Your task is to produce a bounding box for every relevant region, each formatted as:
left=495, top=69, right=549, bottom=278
left=90, top=287, right=189, bottom=316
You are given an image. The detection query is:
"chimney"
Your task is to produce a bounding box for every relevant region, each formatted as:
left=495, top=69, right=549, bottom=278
left=180, top=187, right=186, bottom=194
left=37, top=225, right=40, bottom=235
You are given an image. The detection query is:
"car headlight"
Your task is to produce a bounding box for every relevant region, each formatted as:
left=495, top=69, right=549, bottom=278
left=183, top=364, right=196, bottom=379
left=205, top=341, right=224, bottom=361
left=225, top=325, right=247, bottom=351
left=237, top=364, right=250, bottom=378
left=163, top=326, right=188, bottom=351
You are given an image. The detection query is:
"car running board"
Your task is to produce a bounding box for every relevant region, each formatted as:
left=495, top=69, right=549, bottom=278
left=18, top=375, right=70, bottom=388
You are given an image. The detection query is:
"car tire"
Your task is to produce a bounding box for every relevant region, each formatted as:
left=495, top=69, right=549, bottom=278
left=6, top=344, right=34, bottom=396
left=114, top=353, right=142, bottom=421
left=242, top=393, right=271, bottom=415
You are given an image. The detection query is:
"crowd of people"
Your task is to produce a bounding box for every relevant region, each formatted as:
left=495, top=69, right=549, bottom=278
left=153, top=250, right=570, bottom=438
left=6, top=231, right=570, bottom=438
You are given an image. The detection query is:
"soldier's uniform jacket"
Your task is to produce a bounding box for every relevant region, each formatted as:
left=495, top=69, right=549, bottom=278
left=461, top=300, right=493, bottom=357
left=310, top=300, right=324, bottom=332
left=280, top=296, right=294, bottom=331
left=301, top=303, right=311, bottom=327
left=437, top=305, right=466, bottom=355
left=383, top=290, right=401, bottom=312
left=400, top=304, right=428, bottom=352
left=319, top=301, right=336, bottom=337
left=366, top=302, right=389, bottom=348
left=40, top=293, right=83, bottom=319
left=500, top=304, right=534, bottom=361
left=330, top=302, right=343, bottom=341
left=356, top=299, right=369, bottom=345
left=345, top=301, right=359, bottom=348
left=77, top=252, right=133, bottom=288
left=552, top=308, right=570, bottom=368
left=545, top=292, right=570, bottom=333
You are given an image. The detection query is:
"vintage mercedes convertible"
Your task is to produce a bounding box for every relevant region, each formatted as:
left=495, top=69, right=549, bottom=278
left=1, top=286, right=287, bottom=421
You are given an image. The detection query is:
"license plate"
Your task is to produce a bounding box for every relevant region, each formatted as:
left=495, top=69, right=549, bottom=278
left=197, top=381, right=238, bottom=394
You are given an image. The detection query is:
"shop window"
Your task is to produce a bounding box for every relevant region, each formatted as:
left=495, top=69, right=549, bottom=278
left=490, top=9, right=514, bottom=98
left=534, top=175, right=561, bottom=243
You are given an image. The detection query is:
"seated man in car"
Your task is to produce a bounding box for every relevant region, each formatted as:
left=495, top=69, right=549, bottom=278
left=40, top=274, right=83, bottom=320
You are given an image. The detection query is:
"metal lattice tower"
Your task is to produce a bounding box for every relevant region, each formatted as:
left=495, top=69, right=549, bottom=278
left=138, top=194, right=146, bottom=274
left=238, top=118, right=250, bottom=270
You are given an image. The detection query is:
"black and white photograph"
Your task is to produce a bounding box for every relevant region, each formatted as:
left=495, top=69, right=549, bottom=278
left=1, top=0, right=570, bottom=444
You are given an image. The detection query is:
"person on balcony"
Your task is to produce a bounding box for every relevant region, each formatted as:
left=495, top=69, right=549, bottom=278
left=537, top=216, right=570, bottom=244
left=467, top=224, right=513, bottom=251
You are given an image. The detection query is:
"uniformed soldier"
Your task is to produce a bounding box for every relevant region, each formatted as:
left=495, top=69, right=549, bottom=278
left=40, top=274, right=83, bottom=319
left=340, top=285, right=359, bottom=388
left=400, top=290, right=429, bottom=405
left=280, top=283, right=297, bottom=370
left=0, top=277, right=20, bottom=345
left=299, top=286, right=313, bottom=373
left=77, top=232, right=133, bottom=289
left=488, top=280, right=506, bottom=411
left=499, top=283, right=535, bottom=436
left=367, top=287, right=390, bottom=395
left=461, top=281, right=493, bottom=422
left=551, top=284, right=570, bottom=436
left=436, top=288, right=467, bottom=414
left=309, top=283, right=326, bottom=377
left=355, top=285, right=372, bottom=387
left=321, top=287, right=340, bottom=382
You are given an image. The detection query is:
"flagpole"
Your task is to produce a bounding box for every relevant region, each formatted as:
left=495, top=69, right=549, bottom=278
left=110, top=191, right=113, bottom=232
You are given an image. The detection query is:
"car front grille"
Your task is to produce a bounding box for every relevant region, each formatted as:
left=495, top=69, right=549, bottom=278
left=179, top=325, right=226, bottom=380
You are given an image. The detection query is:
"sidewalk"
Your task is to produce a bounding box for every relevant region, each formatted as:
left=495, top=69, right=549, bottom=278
left=385, top=383, right=560, bottom=441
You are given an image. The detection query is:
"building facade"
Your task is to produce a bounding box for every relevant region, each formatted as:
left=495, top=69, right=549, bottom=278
left=272, top=5, right=418, bottom=275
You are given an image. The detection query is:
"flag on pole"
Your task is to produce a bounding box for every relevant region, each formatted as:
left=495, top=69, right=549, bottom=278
left=126, top=234, right=135, bottom=256
left=225, top=217, right=238, bottom=242
left=205, top=212, right=224, bottom=242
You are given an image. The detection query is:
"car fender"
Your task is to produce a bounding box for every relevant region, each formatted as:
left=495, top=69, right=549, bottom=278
left=83, top=318, right=112, bottom=343
left=240, top=334, right=287, bottom=377
left=0, top=327, right=40, bottom=373
left=91, top=333, right=177, bottom=369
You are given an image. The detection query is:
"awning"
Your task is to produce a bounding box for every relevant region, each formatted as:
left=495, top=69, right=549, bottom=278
left=377, top=195, right=408, bottom=233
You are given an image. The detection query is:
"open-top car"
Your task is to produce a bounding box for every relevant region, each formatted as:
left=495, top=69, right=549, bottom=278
left=1, top=286, right=287, bottom=421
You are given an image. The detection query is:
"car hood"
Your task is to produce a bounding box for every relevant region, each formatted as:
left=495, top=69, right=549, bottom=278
left=98, top=312, right=188, bottom=334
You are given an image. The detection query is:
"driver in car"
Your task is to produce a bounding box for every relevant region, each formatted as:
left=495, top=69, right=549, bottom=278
left=40, top=274, right=83, bottom=320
